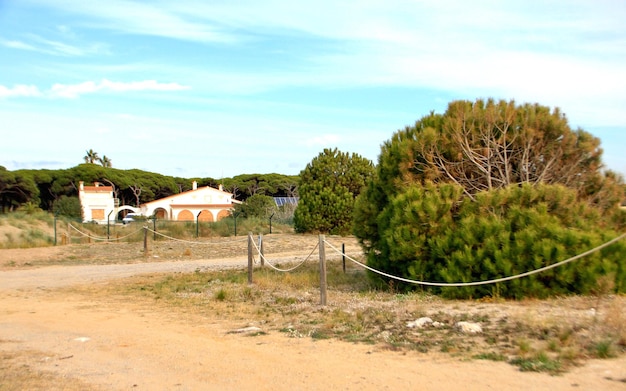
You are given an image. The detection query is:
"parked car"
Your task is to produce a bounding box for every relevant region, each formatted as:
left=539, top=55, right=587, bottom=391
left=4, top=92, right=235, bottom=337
left=122, top=213, right=140, bottom=224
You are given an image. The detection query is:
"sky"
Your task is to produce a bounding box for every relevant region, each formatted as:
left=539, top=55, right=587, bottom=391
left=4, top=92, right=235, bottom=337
left=1, top=1, right=625, bottom=179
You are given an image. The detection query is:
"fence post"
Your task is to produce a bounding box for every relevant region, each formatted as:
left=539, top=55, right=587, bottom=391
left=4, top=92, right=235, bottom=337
left=248, top=232, right=253, bottom=284
left=319, top=234, right=327, bottom=306
left=259, top=234, right=265, bottom=266
left=342, top=243, right=346, bottom=273
left=143, top=226, right=149, bottom=255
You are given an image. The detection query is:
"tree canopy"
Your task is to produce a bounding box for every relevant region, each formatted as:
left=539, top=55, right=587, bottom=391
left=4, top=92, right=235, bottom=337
left=2, top=165, right=300, bottom=215
left=294, top=148, right=374, bottom=235
left=354, top=99, right=626, bottom=298
left=0, top=166, right=39, bottom=213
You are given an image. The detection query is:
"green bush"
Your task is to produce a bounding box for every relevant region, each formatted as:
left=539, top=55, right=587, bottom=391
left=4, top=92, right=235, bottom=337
left=234, top=194, right=277, bottom=219
left=52, top=195, right=82, bottom=220
left=369, top=183, right=626, bottom=299
left=295, top=148, right=374, bottom=235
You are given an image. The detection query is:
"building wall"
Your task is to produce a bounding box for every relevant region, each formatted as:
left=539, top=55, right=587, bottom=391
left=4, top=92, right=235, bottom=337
left=141, top=182, right=238, bottom=222
left=78, top=181, right=116, bottom=224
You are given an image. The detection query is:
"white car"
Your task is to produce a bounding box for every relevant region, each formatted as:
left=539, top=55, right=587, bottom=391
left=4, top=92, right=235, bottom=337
left=122, top=213, right=140, bottom=224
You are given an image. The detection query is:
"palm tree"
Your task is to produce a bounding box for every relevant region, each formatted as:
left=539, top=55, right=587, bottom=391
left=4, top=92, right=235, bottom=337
left=99, top=155, right=112, bottom=168
left=83, top=149, right=99, bottom=164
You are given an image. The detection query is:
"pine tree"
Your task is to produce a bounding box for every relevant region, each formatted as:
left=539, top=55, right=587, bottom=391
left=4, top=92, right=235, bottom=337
left=294, top=148, right=374, bottom=235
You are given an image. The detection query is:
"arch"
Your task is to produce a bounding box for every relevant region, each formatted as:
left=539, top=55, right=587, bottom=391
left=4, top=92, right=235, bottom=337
left=117, top=205, right=140, bottom=221
left=177, top=210, right=194, bottom=221
left=216, top=209, right=231, bottom=221
left=198, top=210, right=213, bottom=222
left=153, top=207, right=168, bottom=220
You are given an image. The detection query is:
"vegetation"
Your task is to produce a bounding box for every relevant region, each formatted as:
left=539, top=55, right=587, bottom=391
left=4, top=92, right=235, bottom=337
left=294, top=148, right=374, bottom=235
left=234, top=194, right=278, bottom=219
left=91, top=260, right=625, bottom=374
left=52, top=195, right=82, bottom=219
left=0, top=210, right=56, bottom=249
left=0, top=166, right=38, bottom=213
left=354, top=98, right=626, bottom=298
left=0, top=163, right=299, bottom=214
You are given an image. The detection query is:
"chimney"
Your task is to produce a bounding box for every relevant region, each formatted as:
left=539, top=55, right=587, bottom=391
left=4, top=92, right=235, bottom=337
left=192, top=181, right=198, bottom=190
left=79, top=181, right=84, bottom=191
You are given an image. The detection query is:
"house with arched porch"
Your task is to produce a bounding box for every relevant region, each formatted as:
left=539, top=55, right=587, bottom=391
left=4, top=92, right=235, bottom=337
left=140, top=181, right=240, bottom=222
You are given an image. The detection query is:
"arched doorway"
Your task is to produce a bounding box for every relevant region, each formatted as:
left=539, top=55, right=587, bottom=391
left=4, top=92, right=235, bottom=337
left=216, top=209, right=231, bottom=221
left=153, top=207, right=168, bottom=220
left=198, top=210, right=213, bottom=222
left=177, top=210, right=193, bottom=221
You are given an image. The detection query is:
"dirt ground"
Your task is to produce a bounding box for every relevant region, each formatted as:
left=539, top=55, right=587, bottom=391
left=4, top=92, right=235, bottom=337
left=1, top=236, right=625, bottom=391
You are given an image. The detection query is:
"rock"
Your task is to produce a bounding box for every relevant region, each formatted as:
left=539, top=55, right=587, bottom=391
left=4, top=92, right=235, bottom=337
left=379, top=330, right=392, bottom=342
left=407, top=317, right=433, bottom=329
left=73, top=337, right=91, bottom=342
left=455, top=321, right=482, bottom=334
left=228, top=326, right=262, bottom=334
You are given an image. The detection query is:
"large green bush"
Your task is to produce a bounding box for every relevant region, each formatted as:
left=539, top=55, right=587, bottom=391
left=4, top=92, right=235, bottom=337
left=295, top=148, right=374, bottom=235
left=370, top=183, right=625, bottom=298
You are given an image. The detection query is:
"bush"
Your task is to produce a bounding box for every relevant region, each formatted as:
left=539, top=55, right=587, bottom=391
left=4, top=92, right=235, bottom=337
left=369, top=183, right=626, bottom=299
left=52, top=195, right=82, bottom=219
left=295, top=148, right=373, bottom=235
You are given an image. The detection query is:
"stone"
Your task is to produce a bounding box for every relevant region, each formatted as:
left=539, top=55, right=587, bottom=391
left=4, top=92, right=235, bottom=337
left=455, top=321, right=482, bottom=334
left=406, top=317, right=433, bottom=329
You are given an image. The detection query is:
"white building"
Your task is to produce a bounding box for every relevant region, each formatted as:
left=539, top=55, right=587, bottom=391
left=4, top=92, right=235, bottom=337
left=78, top=180, right=238, bottom=223
left=78, top=181, right=121, bottom=224
left=140, top=181, right=240, bottom=222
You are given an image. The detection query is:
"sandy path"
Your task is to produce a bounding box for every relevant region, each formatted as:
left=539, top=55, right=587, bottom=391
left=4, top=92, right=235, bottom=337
left=1, top=251, right=625, bottom=390
left=0, top=256, right=250, bottom=290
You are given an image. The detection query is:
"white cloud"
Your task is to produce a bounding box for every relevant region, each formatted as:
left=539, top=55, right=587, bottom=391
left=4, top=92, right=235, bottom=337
left=1, top=34, right=110, bottom=56
left=0, top=84, right=42, bottom=98
left=1, top=39, right=37, bottom=51
left=30, top=0, right=237, bottom=44
left=0, top=79, right=189, bottom=99
left=1, top=79, right=190, bottom=99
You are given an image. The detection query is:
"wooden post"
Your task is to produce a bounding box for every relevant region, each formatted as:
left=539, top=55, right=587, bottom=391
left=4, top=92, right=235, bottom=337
left=247, top=232, right=253, bottom=284
left=143, top=226, right=149, bottom=255
left=259, top=234, right=265, bottom=267
left=67, top=223, right=71, bottom=244
left=342, top=243, right=346, bottom=273
left=319, top=234, right=327, bottom=306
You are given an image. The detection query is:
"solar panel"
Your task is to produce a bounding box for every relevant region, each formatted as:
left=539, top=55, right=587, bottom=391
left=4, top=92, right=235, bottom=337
left=273, top=197, right=299, bottom=206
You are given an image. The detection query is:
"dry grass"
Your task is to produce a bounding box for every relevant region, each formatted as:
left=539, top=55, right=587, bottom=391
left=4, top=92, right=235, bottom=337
left=64, top=260, right=626, bottom=375
left=2, top=218, right=624, bottom=376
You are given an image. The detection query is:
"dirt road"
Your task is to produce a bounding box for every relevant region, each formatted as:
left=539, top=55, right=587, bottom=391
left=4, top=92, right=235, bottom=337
left=1, top=240, right=625, bottom=390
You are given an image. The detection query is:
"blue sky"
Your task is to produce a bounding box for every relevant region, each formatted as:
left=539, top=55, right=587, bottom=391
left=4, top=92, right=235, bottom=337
left=1, top=1, right=625, bottom=179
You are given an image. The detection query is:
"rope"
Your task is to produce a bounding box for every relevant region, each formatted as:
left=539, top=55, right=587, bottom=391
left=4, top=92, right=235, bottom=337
left=324, top=231, right=626, bottom=287
left=68, top=223, right=143, bottom=241
left=251, top=238, right=318, bottom=272
left=144, top=227, right=247, bottom=245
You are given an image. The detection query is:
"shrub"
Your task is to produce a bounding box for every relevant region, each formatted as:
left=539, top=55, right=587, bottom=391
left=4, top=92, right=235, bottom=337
left=367, top=183, right=626, bottom=299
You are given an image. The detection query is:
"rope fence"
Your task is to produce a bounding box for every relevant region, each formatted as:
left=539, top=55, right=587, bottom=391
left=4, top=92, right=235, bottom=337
left=144, top=227, right=248, bottom=245
left=324, top=231, right=626, bottom=287
left=68, top=223, right=143, bottom=242
left=51, top=225, right=626, bottom=305
left=250, top=237, right=318, bottom=272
